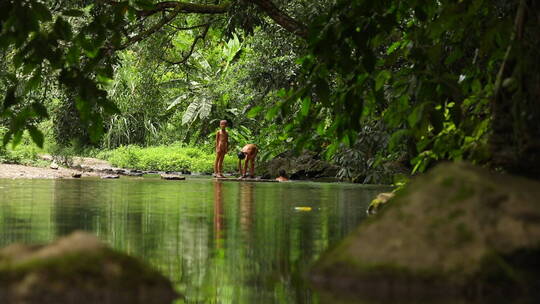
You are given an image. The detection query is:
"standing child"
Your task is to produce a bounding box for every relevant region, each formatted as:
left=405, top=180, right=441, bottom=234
left=214, top=120, right=228, bottom=178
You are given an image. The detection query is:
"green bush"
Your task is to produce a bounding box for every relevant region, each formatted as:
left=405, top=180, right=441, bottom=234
left=0, top=127, right=47, bottom=167
left=104, top=145, right=236, bottom=174
left=0, top=145, right=47, bottom=166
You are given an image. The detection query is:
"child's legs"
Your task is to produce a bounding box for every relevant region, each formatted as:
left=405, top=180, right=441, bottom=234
left=250, top=160, right=255, bottom=177
left=248, top=156, right=255, bottom=177
left=217, top=153, right=225, bottom=173
left=214, top=154, right=219, bottom=174
left=242, top=159, right=248, bottom=176
left=214, top=151, right=224, bottom=174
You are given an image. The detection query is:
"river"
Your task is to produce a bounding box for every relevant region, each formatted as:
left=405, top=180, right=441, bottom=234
left=0, top=177, right=388, bottom=303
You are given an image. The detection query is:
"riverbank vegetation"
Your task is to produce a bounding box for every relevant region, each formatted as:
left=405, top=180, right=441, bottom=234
left=1, top=0, right=539, bottom=183
left=103, top=145, right=236, bottom=174
left=2, top=1, right=540, bottom=302
left=0, top=127, right=46, bottom=166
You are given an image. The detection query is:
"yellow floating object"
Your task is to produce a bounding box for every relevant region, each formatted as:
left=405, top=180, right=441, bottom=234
left=294, top=207, right=312, bottom=211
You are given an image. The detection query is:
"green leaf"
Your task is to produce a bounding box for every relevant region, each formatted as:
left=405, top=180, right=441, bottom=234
left=54, top=18, right=73, bottom=41
left=375, top=70, right=391, bottom=91
left=27, top=125, right=44, bottom=147
left=408, top=103, right=425, bottom=128
left=32, top=1, right=53, bottom=22
left=31, top=102, right=49, bottom=118
left=316, top=121, right=326, bottom=135
left=66, top=46, right=81, bottom=66
left=24, top=71, right=42, bottom=94
left=389, top=129, right=410, bottom=151
left=3, top=87, right=17, bottom=110
left=166, top=95, right=187, bottom=111
left=362, top=51, right=376, bottom=73
left=80, top=38, right=100, bottom=58
left=199, top=99, right=212, bottom=119
left=471, top=79, right=482, bottom=93
left=247, top=106, right=263, bottom=118
left=63, top=9, right=85, bottom=17
left=300, top=98, right=311, bottom=117
left=387, top=41, right=401, bottom=55
left=97, top=74, right=114, bottom=86
left=2, top=131, right=13, bottom=147
left=97, top=98, right=120, bottom=114
left=88, top=117, right=104, bottom=143
left=444, top=48, right=463, bottom=65
left=11, top=130, right=23, bottom=148
left=324, top=142, right=339, bottom=159
left=265, top=105, right=280, bottom=120
left=182, top=100, right=200, bottom=125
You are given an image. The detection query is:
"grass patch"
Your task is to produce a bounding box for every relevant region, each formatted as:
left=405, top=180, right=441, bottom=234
left=101, top=144, right=237, bottom=173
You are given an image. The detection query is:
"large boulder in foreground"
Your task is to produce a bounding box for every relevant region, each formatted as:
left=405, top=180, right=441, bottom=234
left=311, top=162, right=540, bottom=301
left=0, top=231, right=179, bottom=304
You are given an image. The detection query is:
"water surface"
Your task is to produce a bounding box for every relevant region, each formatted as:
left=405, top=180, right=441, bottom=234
left=0, top=177, right=387, bottom=303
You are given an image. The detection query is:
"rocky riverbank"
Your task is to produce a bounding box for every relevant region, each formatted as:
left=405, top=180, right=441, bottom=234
left=0, top=155, right=185, bottom=179
left=1, top=152, right=341, bottom=181
left=0, top=163, right=98, bottom=179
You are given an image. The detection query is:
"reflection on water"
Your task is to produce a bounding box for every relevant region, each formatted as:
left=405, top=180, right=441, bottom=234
left=0, top=178, right=386, bottom=303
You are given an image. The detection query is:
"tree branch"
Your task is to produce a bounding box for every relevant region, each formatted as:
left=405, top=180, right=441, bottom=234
left=106, top=0, right=308, bottom=55
left=116, top=5, right=183, bottom=51
left=166, top=22, right=211, bottom=31
left=161, top=24, right=210, bottom=65
left=137, top=1, right=230, bottom=17
left=248, top=0, right=308, bottom=38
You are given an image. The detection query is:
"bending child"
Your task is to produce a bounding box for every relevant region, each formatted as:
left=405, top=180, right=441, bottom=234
left=238, top=144, right=258, bottom=178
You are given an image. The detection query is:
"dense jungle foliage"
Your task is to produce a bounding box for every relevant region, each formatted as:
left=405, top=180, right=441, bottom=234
left=1, top=0, right=538, bottom=181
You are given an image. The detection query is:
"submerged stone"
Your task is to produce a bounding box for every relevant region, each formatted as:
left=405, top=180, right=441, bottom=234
left=0, top=231, right=179, bottom=304
left=310, top=162, right=540, bottom=301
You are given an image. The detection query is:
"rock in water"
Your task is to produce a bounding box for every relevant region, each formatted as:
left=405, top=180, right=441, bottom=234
left=311, top=162, right=540, bottom=301
left=160, top=174, right=185, bottom=180
left=101, top=175, right=120, bottom=179
left=0, top=231, right=179, bottom=304
left=366, top=191, right=395, bottom=215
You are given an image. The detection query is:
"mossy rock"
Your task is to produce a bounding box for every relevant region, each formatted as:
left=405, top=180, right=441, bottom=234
left=0, top=231, right=179, bottom=304
left=311, top=162, right=540, bottom=301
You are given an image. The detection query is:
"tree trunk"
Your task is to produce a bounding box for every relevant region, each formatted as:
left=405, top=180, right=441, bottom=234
left=490, top=0, right=540, bottom=178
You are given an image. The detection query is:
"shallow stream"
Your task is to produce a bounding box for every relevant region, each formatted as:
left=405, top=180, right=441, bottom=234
left=0, top=177, right=388, bottom=303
